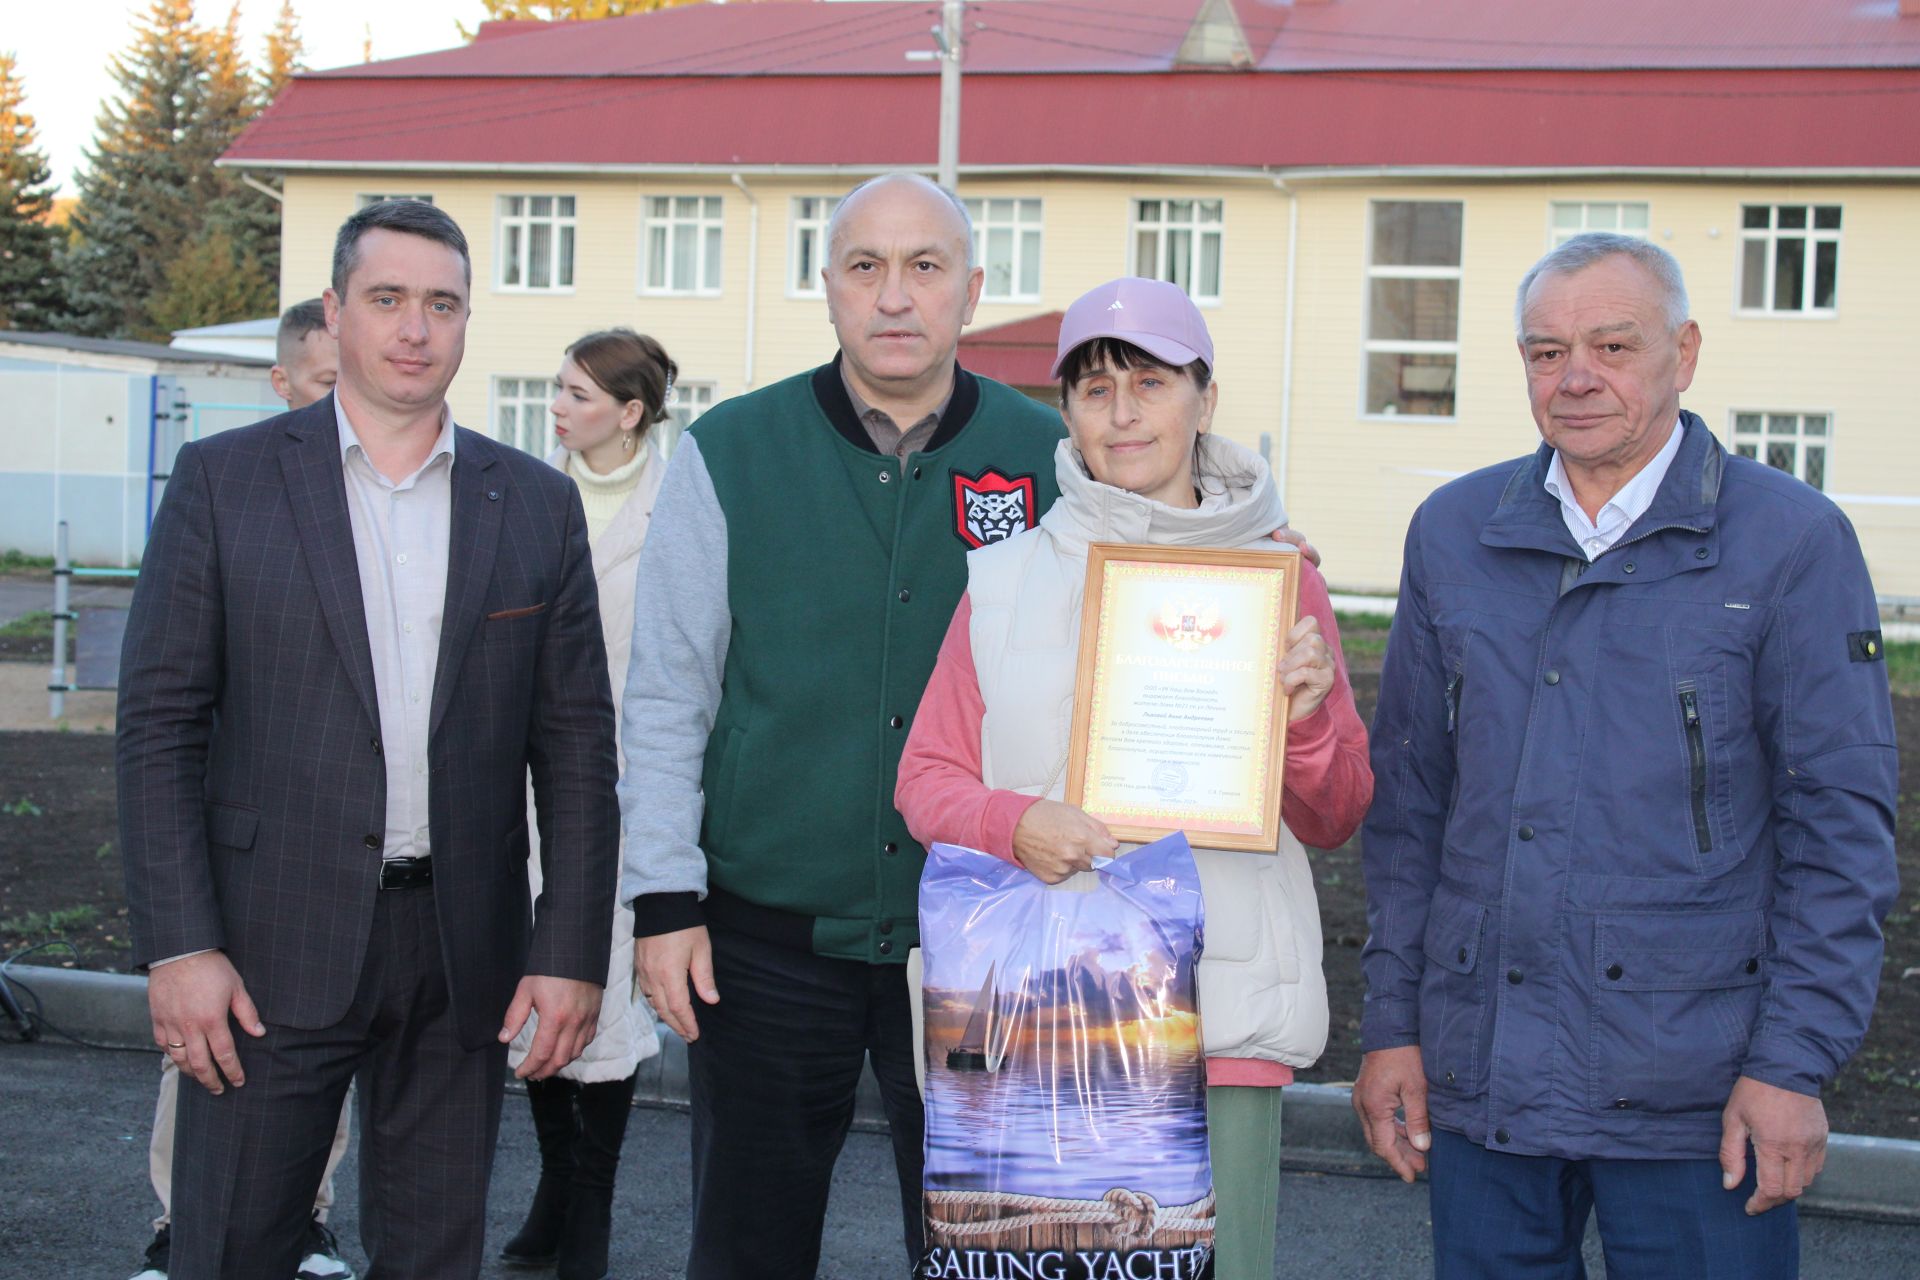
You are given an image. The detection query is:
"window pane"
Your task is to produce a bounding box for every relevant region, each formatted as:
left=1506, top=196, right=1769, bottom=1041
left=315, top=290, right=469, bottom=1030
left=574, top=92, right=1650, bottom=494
left=1778, top=205, right=1808, bottom=230
left=1372, top=201, right=1462, bottom=267
left=1621, top=203, right=1650, bottom=230
left=1198, top=200, right=1222, bottom=224
left=530, top=195, right=552, bottom=218
left=1136, top=229, right=1157, bottom=277
left=1804, top=446, right=1825, bottom=490
left=1020, top=199, right=1041, bottom=221
left=1020, top=230, right=1042, bottom=295
left=796, top=227, right=817, bottom=289
left=1767, top=414, right=1797, bottom=434
left=505, top=195, right=524, bottom=217
left=1765, top=442, right=1795, bottom=473
left=1814, top=205, right=1842, bottom=230
left=1813, top=241, right=1838, bottom=310
left=987, top=227, right=1013, bottom=296
left=1366, top=352, right=1456, bottom=417
left=989, top=198, right=1014, bottom=221
left=1167, top=229, right=1191, bottom=290
left=528, top=223, right=551, bottom=289
left=1588, top=204, right=1619, bottom=230
left=558, top=196, right=575, bottom=218
left=558, top=226, right=574, bottom=288
left=1551, top=203, right=1583, bottom=229
left=1369, top=278, right=1460, bottom=342
left=1741, top=206, right=1771, bottom=230
left=648, top=225, right=667, bottom=287
left=1197, top=232, right=1222, bottom=298
left=703, top=226, right=722, bottom=291
left=1734, top=412, right=1763, bottom=434
left=650, top=196, right=669, bottom=218
left=504, top=225, right=522, bottom=286
left=674, top=196, right=698, bottom=219
left=703, top=197, right=722, bottom=220
left=496, top=401, right=514, bottom=439
left=1772, top=237, right=1806, bottom=311
left=1740, top=240, right=1767, bottom=309
left=962, top=198, right=982, bottom=218
left=1803, top=414, right=1828, bottom=437
left=1736, top=443, right=1758, bottom=459
left=1136, top=199, right=1161, bottom=222
left=1170, top=199, right=1193, bottom=222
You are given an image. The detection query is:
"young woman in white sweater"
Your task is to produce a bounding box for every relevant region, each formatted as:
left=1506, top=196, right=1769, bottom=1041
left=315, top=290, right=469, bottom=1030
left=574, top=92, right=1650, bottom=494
left=500, top=328, right=675, bottom=1280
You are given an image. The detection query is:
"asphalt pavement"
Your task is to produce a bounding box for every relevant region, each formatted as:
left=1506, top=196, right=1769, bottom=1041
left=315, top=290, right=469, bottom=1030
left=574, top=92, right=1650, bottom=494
left=3, top=1040, right=1917, bottom=1279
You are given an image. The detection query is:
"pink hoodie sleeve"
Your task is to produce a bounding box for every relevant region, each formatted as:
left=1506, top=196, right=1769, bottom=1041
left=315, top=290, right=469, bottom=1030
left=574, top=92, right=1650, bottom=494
left=896, top=594, right=1042, bottom=864
left=1279, top=560, right=1375, bottom=849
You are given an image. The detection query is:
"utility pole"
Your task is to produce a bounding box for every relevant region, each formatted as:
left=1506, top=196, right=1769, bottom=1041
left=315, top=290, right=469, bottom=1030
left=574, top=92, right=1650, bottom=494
left=938, top=0, right=963, bottom=190
left=911, top=1, right=965, bottom=190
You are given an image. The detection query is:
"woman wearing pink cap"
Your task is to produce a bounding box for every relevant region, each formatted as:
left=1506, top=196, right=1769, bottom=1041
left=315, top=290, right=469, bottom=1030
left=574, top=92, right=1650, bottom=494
left=896, top=276, right=1373, bottom=1278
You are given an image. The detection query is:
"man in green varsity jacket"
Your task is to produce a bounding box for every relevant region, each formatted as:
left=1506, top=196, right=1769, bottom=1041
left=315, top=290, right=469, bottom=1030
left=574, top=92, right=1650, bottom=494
left=619, top=174, right=1062, bottom=1278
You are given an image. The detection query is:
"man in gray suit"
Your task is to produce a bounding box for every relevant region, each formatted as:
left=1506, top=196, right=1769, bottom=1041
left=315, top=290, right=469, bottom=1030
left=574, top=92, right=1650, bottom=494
left=118, top=200, right=619, bottom=1278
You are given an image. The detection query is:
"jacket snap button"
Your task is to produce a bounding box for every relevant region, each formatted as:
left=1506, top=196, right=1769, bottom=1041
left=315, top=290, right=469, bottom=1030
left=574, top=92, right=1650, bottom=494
left=883, top=842, right=899, bottom=855
left=1445, top=1069, right=1456, bottom=1084
left=1518, top=825, right=1535, bottom=841
left=880, top=921, right=894, bottom=936
left=889, top=715, right=904, bottom=729
left=1544, top=670, right=1561, bottom=686
left=1456, top=947, right=1468, bottom=964
left=1495, top=1128, right=1510, bottom=1144
left=912, top=466, right=923, bottom=479
left=1507, top=968, right=1523, bottom=985
left=1623, top=562, right=1636, bottom=574
left=486, top=490, right=500, bottom=502
left=1745, top=958, right=1759, bottom=974
left=370, top=738, right=382, bottom=755
left=878, top=471, right=892, bottom=483
left=878, top=940, right=894, bottom=956
left=1606, top=963, right=1623, bottom=981
left=1695, top=547, right=1709, bottom=560
left=898, top=588, right=911, bottom=603
left=363, top=834, right=381, bottom=849
left=1613, top=1097, right=1631, bottom=1109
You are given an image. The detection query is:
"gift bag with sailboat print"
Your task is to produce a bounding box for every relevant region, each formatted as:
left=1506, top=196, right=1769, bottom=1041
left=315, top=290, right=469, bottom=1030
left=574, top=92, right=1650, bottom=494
left=916, top=833, right=1214, bottom=1280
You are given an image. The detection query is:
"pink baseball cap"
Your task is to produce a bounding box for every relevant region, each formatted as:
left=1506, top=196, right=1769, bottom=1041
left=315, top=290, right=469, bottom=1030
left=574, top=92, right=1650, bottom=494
left=1050, top=276, right=1214, bottom=380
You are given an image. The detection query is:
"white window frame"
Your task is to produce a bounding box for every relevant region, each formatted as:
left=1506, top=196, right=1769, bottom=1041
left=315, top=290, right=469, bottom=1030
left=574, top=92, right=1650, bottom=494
left=642, top=195, right=725, bottom=297
left=1548, top=200, right=1649, bottom=244
left=1129, top=198, right=1224, bottom=305
left=1730, top=410, right=1832, bottom=491
left=649, top=379, right=717, bottom=461
left=788, top=197, right=839, bottom=299
left=963, top=197, right=1044, bottom=302
left=1361, top=199, right=1463, bottom=422
left=491, top=376, right=554, bottom=456
left=494, top=195, right=576, bottom=294
left=1737, top=204, right=1841, bottom=318
left=358, top=193, right=434, bottom=207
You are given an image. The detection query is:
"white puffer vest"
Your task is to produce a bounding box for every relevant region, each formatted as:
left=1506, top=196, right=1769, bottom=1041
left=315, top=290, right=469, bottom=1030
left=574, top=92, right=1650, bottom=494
left=966, top=436, right=1328, bottom=1069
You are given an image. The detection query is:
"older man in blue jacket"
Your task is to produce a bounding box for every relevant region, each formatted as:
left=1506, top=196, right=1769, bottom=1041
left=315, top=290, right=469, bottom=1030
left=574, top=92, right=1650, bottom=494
left=1353, top=232, right=1898, bottom=1278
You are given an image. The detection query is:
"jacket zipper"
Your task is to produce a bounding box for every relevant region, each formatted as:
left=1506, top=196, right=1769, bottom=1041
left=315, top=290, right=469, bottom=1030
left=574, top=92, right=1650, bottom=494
left=1678, top=683, right=1712, bottom=853
left=1444, top=669, right=1463, bottom=735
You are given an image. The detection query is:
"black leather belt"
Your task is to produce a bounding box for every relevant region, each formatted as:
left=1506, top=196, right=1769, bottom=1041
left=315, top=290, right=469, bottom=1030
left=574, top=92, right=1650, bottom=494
left=378, top=856, right=433, bottom=890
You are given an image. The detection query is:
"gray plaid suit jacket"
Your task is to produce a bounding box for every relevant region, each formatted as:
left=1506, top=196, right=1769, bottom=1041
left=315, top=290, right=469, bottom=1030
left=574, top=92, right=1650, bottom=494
left=117, top=394, right=619, bottom=1050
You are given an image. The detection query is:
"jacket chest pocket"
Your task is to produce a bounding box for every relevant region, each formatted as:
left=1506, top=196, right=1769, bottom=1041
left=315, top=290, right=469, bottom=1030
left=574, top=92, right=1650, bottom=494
left=1418, top=883, right=1490, bottom=1098
left=1668, top=661, right=1749, bottom=876
left=1588, top=910, right=1765, bottom=1115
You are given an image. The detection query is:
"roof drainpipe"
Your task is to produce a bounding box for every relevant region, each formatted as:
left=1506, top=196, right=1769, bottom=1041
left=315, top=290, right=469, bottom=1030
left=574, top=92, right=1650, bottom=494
left=731, top=173, right=760, bottom=391
left=1273, top=176, right=1298, bottom=508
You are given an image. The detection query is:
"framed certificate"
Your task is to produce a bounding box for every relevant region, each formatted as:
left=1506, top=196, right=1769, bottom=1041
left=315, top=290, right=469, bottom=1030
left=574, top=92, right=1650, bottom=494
left=1066, top=543, right=1300, bottom=852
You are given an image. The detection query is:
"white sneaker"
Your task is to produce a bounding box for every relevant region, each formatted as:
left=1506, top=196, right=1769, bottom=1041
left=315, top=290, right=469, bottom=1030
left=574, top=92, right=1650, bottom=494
left=295, top=1216, right=355, bottom=1280
left=127, top=1225, right=169, bottom=1280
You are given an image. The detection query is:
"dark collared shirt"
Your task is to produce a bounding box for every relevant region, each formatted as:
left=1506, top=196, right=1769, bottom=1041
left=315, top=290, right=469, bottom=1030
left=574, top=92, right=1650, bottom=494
left=839, top=364, right=950, bottom=460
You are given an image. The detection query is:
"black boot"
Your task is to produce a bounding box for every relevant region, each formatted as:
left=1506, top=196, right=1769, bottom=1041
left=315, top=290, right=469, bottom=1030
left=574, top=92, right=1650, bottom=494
left=501, top=1077, right=580, bottom=1266
left=557, top=1074, right=637, bottom=1280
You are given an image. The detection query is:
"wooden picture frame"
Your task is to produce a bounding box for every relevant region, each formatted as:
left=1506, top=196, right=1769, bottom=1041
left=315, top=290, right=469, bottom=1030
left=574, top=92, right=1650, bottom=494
left=1065, top=543, right=1300, bottom=853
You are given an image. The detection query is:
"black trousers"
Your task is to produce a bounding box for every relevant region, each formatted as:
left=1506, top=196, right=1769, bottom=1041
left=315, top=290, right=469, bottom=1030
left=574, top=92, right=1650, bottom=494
left=686, top=927, right=924, bottom=1280
left=170, top=886, right=508, bottom=1279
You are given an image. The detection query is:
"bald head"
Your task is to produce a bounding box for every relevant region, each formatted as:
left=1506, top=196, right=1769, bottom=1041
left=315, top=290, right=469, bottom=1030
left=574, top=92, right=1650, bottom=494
left=827, top=173, right=974, bottom=270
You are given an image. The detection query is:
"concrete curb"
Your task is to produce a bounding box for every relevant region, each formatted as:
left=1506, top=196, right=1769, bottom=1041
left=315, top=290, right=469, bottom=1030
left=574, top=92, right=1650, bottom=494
left=16, top=964, right=1918, bottom=1225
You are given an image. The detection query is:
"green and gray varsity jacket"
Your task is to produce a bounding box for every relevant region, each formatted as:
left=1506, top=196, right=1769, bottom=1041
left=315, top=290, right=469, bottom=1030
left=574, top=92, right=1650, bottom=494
left=617, top=357, right=1065, bottom=963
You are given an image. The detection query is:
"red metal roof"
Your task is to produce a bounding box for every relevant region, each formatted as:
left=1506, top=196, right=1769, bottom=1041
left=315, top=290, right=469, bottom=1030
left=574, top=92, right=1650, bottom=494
left=225, top=0, right=1920, bottom=171
left=958, top=310, right=1064, bottom=387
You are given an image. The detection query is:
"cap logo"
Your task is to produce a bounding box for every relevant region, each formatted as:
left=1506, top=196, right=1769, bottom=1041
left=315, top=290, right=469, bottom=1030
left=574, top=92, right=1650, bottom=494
left=1107, top=300, right=1125, bottom=311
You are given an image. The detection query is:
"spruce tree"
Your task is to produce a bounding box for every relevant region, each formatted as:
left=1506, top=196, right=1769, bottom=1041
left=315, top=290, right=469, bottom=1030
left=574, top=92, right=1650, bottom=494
left=188, top=2, right=280, bottom=324
left=0, top=52, right=64, bottom=332
left=62, top=0, right=213, bottom=339
left=260, top=0, right=305, bottom=104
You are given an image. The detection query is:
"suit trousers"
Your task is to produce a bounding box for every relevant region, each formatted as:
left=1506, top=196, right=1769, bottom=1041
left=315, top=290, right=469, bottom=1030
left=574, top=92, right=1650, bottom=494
left=170, top=884, right=508, bottom=1280
left=149, top=1055, right=352, bottom=1232
left=1427, top=1128, right=1800, bottom=1280
left=685, top=927, right=924, bottom=1280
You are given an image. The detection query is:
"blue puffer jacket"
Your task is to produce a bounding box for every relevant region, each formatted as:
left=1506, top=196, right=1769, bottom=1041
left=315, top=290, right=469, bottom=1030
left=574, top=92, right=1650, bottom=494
left=1360, top=413, right=1898, bottom=1160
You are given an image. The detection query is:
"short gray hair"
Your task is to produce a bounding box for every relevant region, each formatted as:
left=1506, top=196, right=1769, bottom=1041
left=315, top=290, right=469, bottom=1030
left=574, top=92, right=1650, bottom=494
left=825, top=172, right=976, bottom=270
left=1514, top=232, right=1689, bottom=337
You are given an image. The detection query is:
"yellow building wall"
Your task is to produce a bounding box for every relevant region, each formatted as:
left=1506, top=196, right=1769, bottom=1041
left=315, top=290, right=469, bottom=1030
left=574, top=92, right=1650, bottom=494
left=279, top=171, right=1920, bottom=599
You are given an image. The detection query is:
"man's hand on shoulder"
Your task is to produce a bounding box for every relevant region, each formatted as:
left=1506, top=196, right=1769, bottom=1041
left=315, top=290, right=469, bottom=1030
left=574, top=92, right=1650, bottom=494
left=634, top=925, right=719, bottom=1042
left=1721, top=1075, right=1829, bottom=1215
left=1353, top=1045, right=1432, bottom=1183
left=148, top=951, right=265, bottom=1095
left=501, top=975, right=605, bottom=1080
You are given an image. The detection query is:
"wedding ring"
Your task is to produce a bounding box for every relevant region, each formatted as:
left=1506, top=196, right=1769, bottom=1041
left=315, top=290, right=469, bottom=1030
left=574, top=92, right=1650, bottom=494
left=167, top=1040, right=186, bottom=1049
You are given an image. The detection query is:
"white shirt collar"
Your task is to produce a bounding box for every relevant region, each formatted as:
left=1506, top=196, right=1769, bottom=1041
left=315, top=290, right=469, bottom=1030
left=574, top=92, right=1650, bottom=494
left=334, top=392, right=456, bottom=475
left=1543, top=416, right=1683, bottom=561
